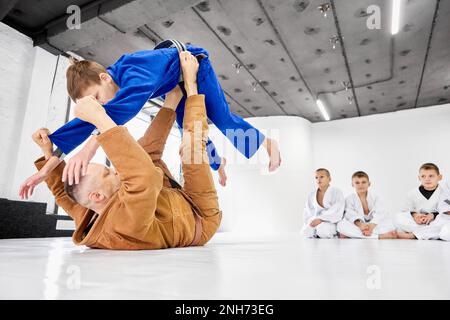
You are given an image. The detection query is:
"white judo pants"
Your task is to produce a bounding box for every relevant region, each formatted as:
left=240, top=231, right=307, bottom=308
left=336, top=219, right=395, bottom=239
left=395, top=212, right=450, bottom=241
left=301, top=218, right=337, bottom=239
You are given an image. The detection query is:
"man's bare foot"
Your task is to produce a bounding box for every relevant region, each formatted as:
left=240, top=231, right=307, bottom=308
left=218, top=157, right=227, bottom=187
left=263, top=138, right=281, bottom=172
left=378, top=231, right=398, bottom=239
left=338, top=232, right=349, bottom=239
left=396, top=231, right=417, bottom=240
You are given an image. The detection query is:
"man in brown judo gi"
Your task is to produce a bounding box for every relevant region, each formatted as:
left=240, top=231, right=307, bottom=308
left=20, top=51, right=222, bottom=249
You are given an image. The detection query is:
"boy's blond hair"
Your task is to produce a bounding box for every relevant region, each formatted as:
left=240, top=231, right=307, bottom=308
left=66, top=57, right=107, bottom=102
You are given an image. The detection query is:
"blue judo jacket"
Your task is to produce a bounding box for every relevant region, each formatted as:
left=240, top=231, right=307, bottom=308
left=49, top=45, right=265, bottom=170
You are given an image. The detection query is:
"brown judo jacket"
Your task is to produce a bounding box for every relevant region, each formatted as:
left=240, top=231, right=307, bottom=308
left=35, top=96, right=218, bottom=250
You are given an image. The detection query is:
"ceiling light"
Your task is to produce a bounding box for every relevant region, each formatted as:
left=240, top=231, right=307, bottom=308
left=251, top=81, right=259, bottom=92
left=347, top=96, right=353, bottom=104
left=316, top=99, right=330, bottom=121
left=391, top=0, right=401, bottom=35
left=342, top=81, right=350, bottom=91
left=318, top=3, right=331, bottom=18
left=233, top=62, right=242, bottom=74
left=329, top=35, right=340, bottom=50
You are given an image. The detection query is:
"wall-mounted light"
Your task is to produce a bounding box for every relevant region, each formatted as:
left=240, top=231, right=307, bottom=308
left=316, top=99, right=330, bottom=121
left=318, top=3, right=331, bottom=18
left=391, top=0, right=401, bottom=35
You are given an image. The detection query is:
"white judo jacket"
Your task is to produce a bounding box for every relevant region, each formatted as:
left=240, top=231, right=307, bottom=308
left=303, top=186, right=345, bottom=224
left=402, top=185, right=443, bottom=214
left=344, top=192, right=386, bottom=225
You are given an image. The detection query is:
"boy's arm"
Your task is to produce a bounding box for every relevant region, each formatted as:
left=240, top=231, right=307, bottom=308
left=344, top=196, right=362, bottom=224
left=370, top=196, right=386, bottom=225
left=320, top=190, right=345, bottom=223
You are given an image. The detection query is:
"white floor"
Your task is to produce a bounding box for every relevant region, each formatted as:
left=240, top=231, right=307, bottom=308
left=1, top=232, right=449, bottom=299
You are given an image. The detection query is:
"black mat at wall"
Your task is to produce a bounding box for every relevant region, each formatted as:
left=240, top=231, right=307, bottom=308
left=0, top=198, right=73, bottom=239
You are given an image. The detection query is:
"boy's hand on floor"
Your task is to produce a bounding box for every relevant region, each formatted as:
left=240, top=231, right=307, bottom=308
left=310, top=219, right=322, bottom=228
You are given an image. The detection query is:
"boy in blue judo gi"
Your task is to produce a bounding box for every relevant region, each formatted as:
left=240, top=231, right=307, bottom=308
left=20, top=42, right=281, bottom=192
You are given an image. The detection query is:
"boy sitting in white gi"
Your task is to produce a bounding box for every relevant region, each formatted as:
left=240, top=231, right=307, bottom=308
left=337, top=171, right=397, bottom=239
left=301, top=168, right=344, bottom=239
left=395, top=163, right=448, bottom=240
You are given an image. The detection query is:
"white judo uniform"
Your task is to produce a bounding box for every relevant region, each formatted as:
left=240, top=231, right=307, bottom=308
left=395, top=185, right=450, bottom=240
left=337, top=192, right=395, bottom=239
left=437, top=187, right=450, bottom=241
left=302, top=186, right=345, bottom=239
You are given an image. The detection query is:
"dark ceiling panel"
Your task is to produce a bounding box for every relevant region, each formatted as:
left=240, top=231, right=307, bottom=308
left=5, top=0, right=94, bottom=31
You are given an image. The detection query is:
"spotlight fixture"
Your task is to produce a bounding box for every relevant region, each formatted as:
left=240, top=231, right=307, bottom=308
left=251, top=81, right=259, bottom=92
left=391, top=0, right=401, bottom=35
left=342, top=81, right=351, bottom=91
left=329, top=35, right=340, bottom=50
left=233, top=62, right=242, bottom=74
left=347, top=96, right=354, bottom=104
left=316, top=99, right=330, bottom=121
left=318, top=3, right=331, bottom=18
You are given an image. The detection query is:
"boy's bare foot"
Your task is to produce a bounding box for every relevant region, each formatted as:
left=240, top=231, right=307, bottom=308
left=396, top=231, right=417, bottom=240
left=378, top=231, right=398, bottom=239
left=218, top=157, right=227, bottom=187
left=263, top=138, right=281, bottom=172
left=338, top=232, right=349, bottom=239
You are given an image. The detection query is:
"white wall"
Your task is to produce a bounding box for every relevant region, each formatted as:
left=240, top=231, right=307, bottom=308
left=312, top=104, right=450, bottom=215
left=0, top=23, right=34, bottom=198
left=209, top=116, right=314, bottom=233
left=0, top=23, right=72, bottom=211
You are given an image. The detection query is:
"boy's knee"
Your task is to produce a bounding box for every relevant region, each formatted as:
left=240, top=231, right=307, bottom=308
left=301, top=225, right=315, bottom=238
left=394, top=212, right=410, bottom=230
left=439, top=224, right=450, bottom=241
left=336, top=220, right=347, bottom=234
left=316, top=222, right=337, bottom=239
